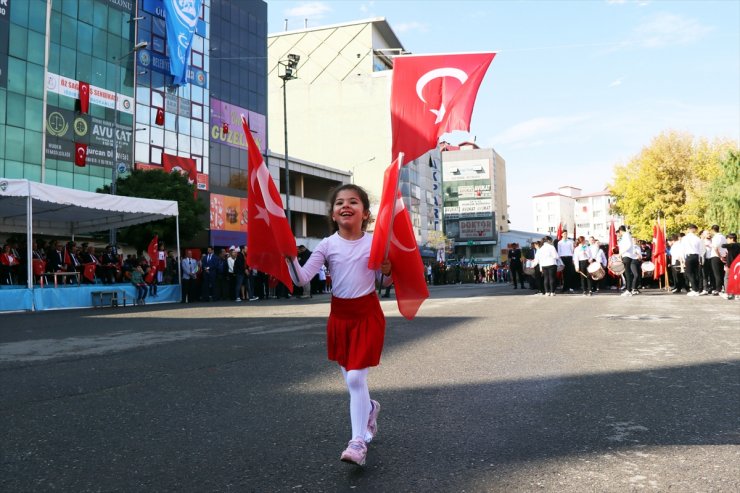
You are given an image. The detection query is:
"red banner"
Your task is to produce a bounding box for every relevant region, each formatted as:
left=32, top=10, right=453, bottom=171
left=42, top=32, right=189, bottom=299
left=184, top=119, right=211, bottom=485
left=75, top=143, right=87, bottom=167
left=79, top=81, right=90, bottom=114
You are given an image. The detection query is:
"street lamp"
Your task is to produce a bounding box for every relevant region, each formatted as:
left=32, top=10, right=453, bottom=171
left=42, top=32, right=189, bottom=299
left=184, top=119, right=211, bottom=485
left=278, top=53, right=300, bottom=228
left=110, top=40, right=147, bottom=246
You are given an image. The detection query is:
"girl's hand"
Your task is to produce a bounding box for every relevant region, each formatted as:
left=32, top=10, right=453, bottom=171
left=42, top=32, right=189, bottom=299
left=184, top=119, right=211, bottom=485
left=381, top=259, right=392, bottom=276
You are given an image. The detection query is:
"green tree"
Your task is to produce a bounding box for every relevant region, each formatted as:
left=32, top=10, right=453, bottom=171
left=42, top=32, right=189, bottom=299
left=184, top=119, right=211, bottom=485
left=98, top=169, right=207, bottom=254
left=705, top=149, right=740, bottom=233
left=609, top=131, right=737, bottom=238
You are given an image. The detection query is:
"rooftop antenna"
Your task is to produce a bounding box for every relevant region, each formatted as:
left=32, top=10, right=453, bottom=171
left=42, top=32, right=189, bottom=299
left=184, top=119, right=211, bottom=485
left=304, top=18, right=308, bottom=28
left=284, top=18, right=288, bottom=31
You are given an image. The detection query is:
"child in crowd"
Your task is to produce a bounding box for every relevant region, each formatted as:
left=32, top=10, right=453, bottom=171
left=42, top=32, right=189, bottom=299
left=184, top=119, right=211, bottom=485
left=287, top=184, right=392, bottom=466
left=130, top=265, right=147, bottom=305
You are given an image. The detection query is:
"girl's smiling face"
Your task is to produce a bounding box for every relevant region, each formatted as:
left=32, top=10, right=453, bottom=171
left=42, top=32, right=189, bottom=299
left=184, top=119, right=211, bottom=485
left=332, top=189, right=369, bottom=233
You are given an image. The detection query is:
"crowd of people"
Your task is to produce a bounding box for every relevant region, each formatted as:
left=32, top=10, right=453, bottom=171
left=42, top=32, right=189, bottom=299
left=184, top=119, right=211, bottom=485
left=517, top=224, right=737, bottom=300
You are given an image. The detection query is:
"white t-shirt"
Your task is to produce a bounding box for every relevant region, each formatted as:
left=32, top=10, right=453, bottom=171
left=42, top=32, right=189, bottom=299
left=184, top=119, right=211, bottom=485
left=288, top=232, right=391, bottom=299
left=681, top=232, right=704, bottom=256
left=710, top=233, right=727, bottom=258
left=589, top=244, right=607, bottom=267
left=618, top=231, right=639, bottom=260
left=557, top=238, right=574, bottom=257
left=534, top=243, right=560, bottom=267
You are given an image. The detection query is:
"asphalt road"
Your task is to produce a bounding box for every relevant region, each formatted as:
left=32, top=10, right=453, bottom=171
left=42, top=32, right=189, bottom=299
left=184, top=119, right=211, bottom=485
left=1, top=284, right=738, bottom=492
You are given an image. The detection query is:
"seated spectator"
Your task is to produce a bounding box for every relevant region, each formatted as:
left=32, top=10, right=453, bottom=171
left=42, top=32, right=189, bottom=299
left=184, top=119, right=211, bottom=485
left=131, top=265, right=148, bottom=305
left=0, top=244, right=19, bottom=285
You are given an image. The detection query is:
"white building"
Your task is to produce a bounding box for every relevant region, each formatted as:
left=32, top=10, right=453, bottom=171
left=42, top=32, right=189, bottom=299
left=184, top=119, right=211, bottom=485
left=267, top=18, right=442, bottom=249
left=532, top=186, right=621, bottom=242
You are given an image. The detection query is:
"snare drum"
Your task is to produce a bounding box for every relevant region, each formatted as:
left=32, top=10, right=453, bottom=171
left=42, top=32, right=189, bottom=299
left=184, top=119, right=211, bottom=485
left=523, top=260, right=535, bottom=276
left=587, top=262, right=605, bottom=280
left=641, top=260, right=655, bottom=278
left=608, top=256, right=625, bottom=275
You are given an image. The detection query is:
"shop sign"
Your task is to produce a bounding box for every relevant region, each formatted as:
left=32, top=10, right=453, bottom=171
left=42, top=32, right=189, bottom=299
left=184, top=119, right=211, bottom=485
left=46, top=73, right=134, bottom=114
left=459, top=219, right=494, bottom=239
left=210, top=98, right=266, bottom=153
left=137, top=48, right=208, bottom=88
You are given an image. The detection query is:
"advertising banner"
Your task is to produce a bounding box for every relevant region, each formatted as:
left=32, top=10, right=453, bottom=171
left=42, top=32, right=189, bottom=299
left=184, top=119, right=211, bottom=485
left=459, top=219, right=494, bottom=239
left=458, top=199, right=492, bottom=217
left=136, top=49, right=208, bottom=88
left=210, top=193, right=248, bottom=232
left=456, top=184, right=491, bottom=199
left=442, top=159, right=490, bottom=182
left=143, top=0, right=206, bottom=36
left=210, top=99, right=266, bottom=153
left=46, top=73, right=134, bottom=114
left=45, top=105, right=132, bottom=167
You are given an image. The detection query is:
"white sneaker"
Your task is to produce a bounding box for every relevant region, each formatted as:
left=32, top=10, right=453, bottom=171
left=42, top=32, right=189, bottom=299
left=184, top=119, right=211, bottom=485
left=699, top=291, right=708, bottom=296
left=621, top=290, right=631, bottom=297
left=631, top=290, right=640, bottom=295
left=687, top=291, right=699, bottom=296
left=718, top=292, right=728, bottom=299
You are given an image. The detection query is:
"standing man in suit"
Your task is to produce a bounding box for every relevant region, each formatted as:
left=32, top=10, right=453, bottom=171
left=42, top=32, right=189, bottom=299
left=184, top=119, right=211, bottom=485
left=181, top=250, right=199, bottom=303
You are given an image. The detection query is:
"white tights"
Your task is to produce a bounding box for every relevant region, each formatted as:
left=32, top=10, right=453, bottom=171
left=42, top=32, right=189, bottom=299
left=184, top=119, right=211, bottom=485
left=341, top=367, right=372, bottom=441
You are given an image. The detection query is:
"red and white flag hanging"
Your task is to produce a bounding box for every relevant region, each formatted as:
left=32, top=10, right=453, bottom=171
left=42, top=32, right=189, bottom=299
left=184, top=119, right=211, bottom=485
left=369, top=156, right=429, bottom=320
left=242, top=114, right=297, bottom=292
left=79, top=81, right=90, bottom=114
left=391, top=52, right=495, bottom=165
left=726, top=255, right=740, bottom=296
left=74, top=142, right=87, bottom=167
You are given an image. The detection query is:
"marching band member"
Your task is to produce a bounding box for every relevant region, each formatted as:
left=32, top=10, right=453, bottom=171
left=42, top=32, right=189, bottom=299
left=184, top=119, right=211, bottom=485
left=681, top=224, right=704, bottom=296
left=618, top=226, right=640, bottom=296
left=588, top=237, right=607, bottom=292
left=573, top=236, right=593, bottom=296
left=532, top=236, right=560, bottom=297
left=668, top=234, right=686, bottom=294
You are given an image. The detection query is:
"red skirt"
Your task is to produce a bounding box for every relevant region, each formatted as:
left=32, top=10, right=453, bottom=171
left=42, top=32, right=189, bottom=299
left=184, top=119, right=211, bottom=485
left=327, top=292, right=385, bottom=370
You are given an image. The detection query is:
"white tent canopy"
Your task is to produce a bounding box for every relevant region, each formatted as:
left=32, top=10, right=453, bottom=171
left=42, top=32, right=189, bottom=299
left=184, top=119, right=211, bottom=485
left=0, top=178, right=179, bottom=235
left=0, top=178, right=180, bottom=290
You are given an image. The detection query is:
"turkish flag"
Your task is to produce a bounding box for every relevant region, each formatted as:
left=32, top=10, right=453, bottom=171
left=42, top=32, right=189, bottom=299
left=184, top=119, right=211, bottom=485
left=608, top=221, right=618, bottom=256
left=162, top=152, right=197, bottom=188
left=155, top=107, right=165, bottom=125
left=147, top=235, right=159, bottom=265
left=652, top=222, right=666, bottom=280
left=79, top=81, right=90, bottom=113
left=63, top=247, right=71, bottom=268
left=242, top=114, right=296, bottom=292
left=369, top=156, right=429, bottom=319
left=556, top=223, right=563, bottom=241
left=391, top=52, right=495, bottom=165
left=145, top=265, right=157, bottom=284
left=75, top=142, right=87, bottom=167
left=83, top=264, right=96, bottom=282
left=727, top=255, right=740, bottom=295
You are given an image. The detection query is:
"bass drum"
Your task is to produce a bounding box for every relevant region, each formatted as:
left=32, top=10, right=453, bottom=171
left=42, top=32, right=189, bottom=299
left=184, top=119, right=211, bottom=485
left=587, top=262, right=605, bottom=280
left=523, top=259, right=535, bottom=276
left=641, top=260, right=655, bottom=278
left=608, top=256, right=625, bottom=275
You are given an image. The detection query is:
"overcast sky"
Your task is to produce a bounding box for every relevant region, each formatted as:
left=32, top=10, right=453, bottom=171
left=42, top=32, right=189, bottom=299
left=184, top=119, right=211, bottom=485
left=267, top=1, right=740, bottom=231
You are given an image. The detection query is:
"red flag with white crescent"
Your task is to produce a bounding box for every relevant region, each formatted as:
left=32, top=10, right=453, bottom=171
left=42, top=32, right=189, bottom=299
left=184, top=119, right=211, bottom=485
left=147, top=235, right=159, bottom=265
left=391, top=52, right=495, bottom=165
left=369, top=157, right=429, bottom=319
left=727, top=255, right=740, bottom=295
left=79, top=81, right=90, bottom=114
left=75, top=142, right=87, bottom=167
left=242, top=114, right=296, bottom=292
left=83, top=263, right=96, bottom=282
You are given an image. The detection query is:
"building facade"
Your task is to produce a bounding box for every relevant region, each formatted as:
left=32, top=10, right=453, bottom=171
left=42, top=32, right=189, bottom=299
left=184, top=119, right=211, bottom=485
left=1, top=0, right=350, bottom=249
left=441, top=144, right=509, bottom=263
left=532, top=186, right=621, bottom=242
left=267, top=18, right=444, bottom=250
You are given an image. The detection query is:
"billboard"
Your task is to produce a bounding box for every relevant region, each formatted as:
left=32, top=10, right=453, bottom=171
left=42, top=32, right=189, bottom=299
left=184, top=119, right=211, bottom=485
left=45, top=105, right=132, bottom=168
left=459, top=219, right=494, bottom=239
left=46, top=73, right=134, bottom=114
left=210, top=99, right=266, bottom=153
left=210, top=193, right=248, bottom=233
left=442, top=159, right=490, bottom=182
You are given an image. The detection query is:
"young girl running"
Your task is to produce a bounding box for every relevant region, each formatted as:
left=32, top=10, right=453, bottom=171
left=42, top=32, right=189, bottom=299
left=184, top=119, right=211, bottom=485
left=287, top=184, right=392, bottom=466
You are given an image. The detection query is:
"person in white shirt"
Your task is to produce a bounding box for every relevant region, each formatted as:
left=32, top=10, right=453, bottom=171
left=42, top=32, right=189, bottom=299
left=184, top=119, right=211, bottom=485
left=573, top=236, right=593, bottom=295
left=709, top=225, right=727, bottom=295
left=618, top=225, right=640, bottom=295
left=681, top=224, right=704, bottom=295
left=668, top=233, right=686, bottom=293
left=588, top=237, right=607, bottom=292
left=557, top=231, right=575, bottom=292
left=532, top=236, right=560, bottom=296
left=287, top=184, right=392, bottom=467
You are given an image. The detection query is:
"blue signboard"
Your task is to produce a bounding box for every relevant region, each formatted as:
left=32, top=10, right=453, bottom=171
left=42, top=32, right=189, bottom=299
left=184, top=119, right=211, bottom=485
left=138, top=49, right=208, bottom=88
